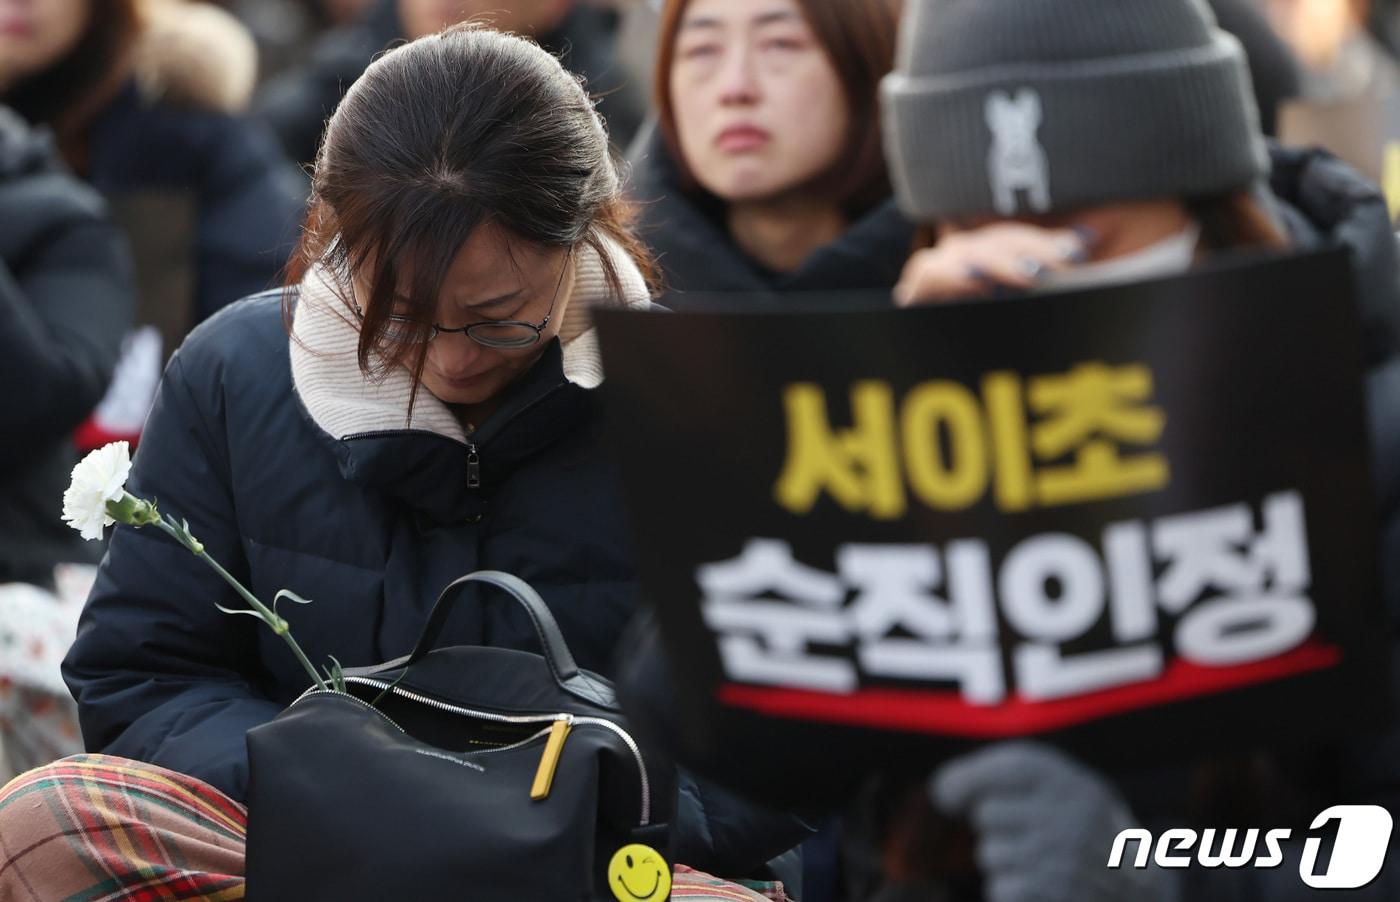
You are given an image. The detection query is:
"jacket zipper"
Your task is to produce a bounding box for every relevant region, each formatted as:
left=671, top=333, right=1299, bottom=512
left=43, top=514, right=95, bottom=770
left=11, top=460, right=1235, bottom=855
left=461, top=380, right=567, bottom=492
left=342, top=381, right=569, bottom=494
left=342, top=676, right=651, bottom=825
left=466, top=441, right=481, bottom=489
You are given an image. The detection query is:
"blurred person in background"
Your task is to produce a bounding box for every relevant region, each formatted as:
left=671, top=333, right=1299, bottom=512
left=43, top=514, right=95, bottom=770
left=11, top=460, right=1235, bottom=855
left=317, top=0, right=373, bottom=23
left=208, top=0, right=367, bottom=80
left=255, top=0, right=644, bottom=171
left=0, top=0, right=303, bottom=324
left=1208, top=0, right=1304, bottom=134
left=0, top=0, right=305, bottom=449
left=1375, top=0, right=1400, bottom=52
left=881, top=0, right=1400, bottom=899
left=1261, top=0, right=1399, bottom=101
left=0, top=106, right=134, bottom=782
left=626, top=0, right=910, bottom=311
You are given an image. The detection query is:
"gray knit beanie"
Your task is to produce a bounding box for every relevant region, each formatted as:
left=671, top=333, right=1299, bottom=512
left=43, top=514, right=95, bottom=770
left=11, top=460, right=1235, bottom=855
left=880, top=0, right=1270, bottom=222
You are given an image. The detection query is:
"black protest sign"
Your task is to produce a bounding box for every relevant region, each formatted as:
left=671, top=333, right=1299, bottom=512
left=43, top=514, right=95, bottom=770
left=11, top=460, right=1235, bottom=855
left=596, top=250, right=1390, bottom=808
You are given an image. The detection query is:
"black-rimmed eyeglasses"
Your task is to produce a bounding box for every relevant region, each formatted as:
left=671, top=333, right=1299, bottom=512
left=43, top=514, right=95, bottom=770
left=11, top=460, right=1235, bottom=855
left=358, top=249, right=573, bottom=350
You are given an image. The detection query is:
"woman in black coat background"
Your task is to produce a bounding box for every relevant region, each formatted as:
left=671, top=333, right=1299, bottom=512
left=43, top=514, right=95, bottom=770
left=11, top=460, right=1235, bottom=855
left=0, top=0, right=303, bottom=328
left=1, top=0, right=305, bottom=448
left=627, top=0, right=912, bottom=310
left=0, top=107, right=134, bottom=586
left=0, top=106, right=134, bottom=780
left=254, top=0, right=644, bottom=166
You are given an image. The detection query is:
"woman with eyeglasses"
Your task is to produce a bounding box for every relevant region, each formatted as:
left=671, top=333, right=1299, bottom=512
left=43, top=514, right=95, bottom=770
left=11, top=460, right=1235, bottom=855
left=0, top=24, right=806, bottom=899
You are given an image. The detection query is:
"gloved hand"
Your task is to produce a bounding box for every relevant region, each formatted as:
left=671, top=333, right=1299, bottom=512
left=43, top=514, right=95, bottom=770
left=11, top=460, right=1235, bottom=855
left=928, top=742, right=1172, bottom=902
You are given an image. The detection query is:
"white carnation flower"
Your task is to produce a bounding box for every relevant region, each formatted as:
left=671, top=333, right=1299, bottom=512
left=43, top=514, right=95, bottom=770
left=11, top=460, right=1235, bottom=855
left=62, top=441, right=133, bottom=541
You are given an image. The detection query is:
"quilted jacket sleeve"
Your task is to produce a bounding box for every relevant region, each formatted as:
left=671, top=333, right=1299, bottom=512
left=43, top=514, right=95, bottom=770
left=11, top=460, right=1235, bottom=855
left=63, top=346, right=282, bottom=801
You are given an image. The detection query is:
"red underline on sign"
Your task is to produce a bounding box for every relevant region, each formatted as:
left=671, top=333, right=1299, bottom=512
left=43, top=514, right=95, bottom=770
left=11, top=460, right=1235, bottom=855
left=715, top=641, right=1343, bottom=738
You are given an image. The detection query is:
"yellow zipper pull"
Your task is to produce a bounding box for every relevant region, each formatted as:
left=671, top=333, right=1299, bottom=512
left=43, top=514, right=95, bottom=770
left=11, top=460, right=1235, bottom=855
left=531, top=716, right=572, bottom=801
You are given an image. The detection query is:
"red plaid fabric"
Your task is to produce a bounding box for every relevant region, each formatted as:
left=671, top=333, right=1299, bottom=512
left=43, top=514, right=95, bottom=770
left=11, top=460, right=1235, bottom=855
left=673, top=865, right=792, bottom=901
left=0, top=755, right=246, bottom=901
left=0, top=755, right=792, bottom=901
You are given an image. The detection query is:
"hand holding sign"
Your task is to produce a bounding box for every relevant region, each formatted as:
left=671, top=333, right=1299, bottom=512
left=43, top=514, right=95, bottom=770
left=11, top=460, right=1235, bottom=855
left=930, top=742, right=1168, bottom=902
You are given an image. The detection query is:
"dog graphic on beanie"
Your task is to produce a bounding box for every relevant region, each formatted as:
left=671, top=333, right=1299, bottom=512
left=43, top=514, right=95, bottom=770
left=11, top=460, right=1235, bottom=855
left=985, top=89, right=1051, bottom=216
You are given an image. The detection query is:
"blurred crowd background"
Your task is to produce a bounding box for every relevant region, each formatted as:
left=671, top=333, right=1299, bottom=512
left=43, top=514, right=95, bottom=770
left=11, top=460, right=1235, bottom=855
left=4, top=0, right=1400, bottom=897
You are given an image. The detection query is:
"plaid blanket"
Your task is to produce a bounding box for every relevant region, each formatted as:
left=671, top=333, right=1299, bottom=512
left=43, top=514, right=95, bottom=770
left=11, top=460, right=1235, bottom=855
left=0, top=755, right=791, bottom=901
left=0, top=755, right=246, bottom=901
left=673, top=865, right=791, bottom=901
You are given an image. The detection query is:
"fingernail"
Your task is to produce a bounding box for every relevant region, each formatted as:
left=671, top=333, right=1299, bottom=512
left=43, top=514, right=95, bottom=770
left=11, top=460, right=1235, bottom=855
left=1072, top=224, right=1101, bottom=247
left=894, top=284, right=912, bottom=305
left=1016, top=257, right=1046, bottom=279
left=1058, top=237, right=1089, bottom=263
left=967, top=264, right=992, bottom=282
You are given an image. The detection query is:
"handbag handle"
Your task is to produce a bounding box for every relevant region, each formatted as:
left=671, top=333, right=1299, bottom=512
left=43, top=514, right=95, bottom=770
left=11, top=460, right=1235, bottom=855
left=403, top=571, right=581, bottom=685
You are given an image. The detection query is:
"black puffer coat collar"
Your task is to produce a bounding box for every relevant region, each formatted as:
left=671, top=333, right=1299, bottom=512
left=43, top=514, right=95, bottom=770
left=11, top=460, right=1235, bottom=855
left=1269, top=143, right=1400, bottom=367
left=287, top=239, right=650, bottom=523
left=626, top=123, right=913, bottom=308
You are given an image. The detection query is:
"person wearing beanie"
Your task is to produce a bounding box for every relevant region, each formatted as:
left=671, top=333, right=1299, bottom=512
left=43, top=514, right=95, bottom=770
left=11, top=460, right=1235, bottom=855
left=884, top=0, right=1285, bottom=305
left=1206, top=0, right=1303, bottom=135
left=878, top=2, right=1400, bottom=901
left=1264, top=0, right=1399, bottom=104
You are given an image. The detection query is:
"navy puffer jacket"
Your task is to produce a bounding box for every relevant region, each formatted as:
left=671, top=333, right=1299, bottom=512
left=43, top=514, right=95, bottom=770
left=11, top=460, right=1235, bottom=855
left=63, top=243, right=651, bottom=800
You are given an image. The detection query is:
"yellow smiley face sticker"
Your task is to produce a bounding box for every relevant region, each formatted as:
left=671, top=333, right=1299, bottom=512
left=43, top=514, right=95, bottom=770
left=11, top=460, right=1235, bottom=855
left=608, top=843, right=671, bottom=901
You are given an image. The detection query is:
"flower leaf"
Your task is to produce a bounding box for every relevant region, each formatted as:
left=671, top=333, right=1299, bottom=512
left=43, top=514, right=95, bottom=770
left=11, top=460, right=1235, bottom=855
left=214, top=603, right=269, bottom=625
left=273, top=589, right=314, bottom=617
left=322, top=655, right=347, bottom=693
left=177, top=519, right=205, bottom=554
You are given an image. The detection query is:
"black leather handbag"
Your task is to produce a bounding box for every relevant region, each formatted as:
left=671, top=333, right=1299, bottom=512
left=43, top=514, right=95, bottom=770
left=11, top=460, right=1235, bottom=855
left=244, top=571, right=673, bottom=901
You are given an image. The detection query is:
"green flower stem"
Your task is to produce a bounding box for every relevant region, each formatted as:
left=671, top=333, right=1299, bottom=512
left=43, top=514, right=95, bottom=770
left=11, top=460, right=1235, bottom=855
left=152, top=516, right=330, bottom=693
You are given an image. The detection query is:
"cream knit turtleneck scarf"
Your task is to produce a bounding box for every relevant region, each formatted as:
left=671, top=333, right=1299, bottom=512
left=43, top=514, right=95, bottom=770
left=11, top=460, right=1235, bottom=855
left=289, top=236, right=651, bottom=446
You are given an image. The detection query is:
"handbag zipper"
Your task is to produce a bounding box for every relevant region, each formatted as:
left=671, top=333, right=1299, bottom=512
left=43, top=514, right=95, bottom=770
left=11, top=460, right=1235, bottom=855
left=567, top=716, right=653, bottom=825
left=343, top=676, right=652, bottom=825
left=288, top=690, right=562, bottom=774
left=290, top=686, right=408, bottom=734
